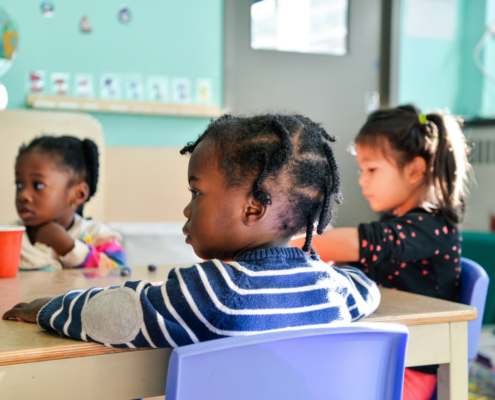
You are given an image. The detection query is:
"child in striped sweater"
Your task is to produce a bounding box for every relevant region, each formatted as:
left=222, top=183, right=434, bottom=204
left=3, top=114, right=379, bottom=349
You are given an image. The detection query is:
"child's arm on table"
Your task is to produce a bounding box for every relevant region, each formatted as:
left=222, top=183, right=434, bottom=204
left=3, top=271, right=191, bottom=348
left=29, top=221, right=126, bottom=268
left=3, top=261, right=381, bottom=347
left=292, top=228, right=360, bottom=262
left=30, top=222, right=75, bottom=256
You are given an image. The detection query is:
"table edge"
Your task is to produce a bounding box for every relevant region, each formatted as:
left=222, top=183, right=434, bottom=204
left=367, top=308, right=477, bottom=325
left=0, top=308, right=477, bottom=367
left=0, top=342, right=138, bottom=367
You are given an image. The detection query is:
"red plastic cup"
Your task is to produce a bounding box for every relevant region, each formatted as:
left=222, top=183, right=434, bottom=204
left=0, top=226, right=25, bottom=278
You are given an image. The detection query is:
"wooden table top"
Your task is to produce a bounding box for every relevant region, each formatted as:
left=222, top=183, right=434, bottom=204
left=0, top=265, right=477, bottom=367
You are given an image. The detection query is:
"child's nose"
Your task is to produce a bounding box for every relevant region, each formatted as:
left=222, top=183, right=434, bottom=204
left=183, top=201, right=192, bottom=219
left=17, top=188, right=32, bottom=203
left=358, top=176, right=367, bottom=189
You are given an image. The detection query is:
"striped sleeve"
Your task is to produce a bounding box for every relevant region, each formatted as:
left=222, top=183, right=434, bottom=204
left=335, top=266, right=381, bottom=321
left=37, top=260, right=380, bottom=349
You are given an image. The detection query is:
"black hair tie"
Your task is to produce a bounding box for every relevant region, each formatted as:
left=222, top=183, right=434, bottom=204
left=253, top=150, right=272, bottom=206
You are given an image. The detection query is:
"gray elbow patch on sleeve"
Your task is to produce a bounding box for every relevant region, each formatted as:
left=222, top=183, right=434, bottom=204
left=81, top=287, right=143, bottom=344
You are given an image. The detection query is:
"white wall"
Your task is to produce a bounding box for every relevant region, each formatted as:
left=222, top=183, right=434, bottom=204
left=224, top=0, right=382, bottom=227
left=462, top=125, right=495, bottom=232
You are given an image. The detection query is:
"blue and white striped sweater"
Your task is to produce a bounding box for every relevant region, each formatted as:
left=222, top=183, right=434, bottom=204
left=37, top=247, right=380, bottom=348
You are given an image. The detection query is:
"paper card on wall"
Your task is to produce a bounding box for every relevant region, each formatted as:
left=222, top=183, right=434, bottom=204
left=40, top=2, right=54, bottom=18
left=80, top=16, right=92, bottom=33
left=118, top=6, right=131, bottom=24
left=51, top=72, right=70, bottom=96
left=124, top=75, right=143, bottom=100
left=172, top=78, right=191, bottom=103
left=74, top=74, right=93, bottom=98
left=147, top=77, right=169, bottom=102
left=404, top=0, right=457, bottom=40
left=100, top=74, right=121, bottom=99
left=28, top=70, right=45, bottom=93
left=196, top=79, right=212, bottom=104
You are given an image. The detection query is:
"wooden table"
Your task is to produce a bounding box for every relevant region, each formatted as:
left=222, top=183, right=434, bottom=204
left=0, top=265, right=477, bottom=400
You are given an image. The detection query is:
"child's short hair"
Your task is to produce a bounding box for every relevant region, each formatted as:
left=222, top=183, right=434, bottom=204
left=181, top=114, right=341, bottom=251
left=356, top=105, right=470, bottom=225
left=17, top=135, right=99, bottom=216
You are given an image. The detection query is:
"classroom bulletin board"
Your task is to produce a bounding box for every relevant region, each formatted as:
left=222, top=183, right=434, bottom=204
left=0, top=0, right=224, bottom=146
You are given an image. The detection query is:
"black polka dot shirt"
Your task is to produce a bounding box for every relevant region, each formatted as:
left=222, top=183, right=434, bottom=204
left=349, top=207, right=461, bottom=304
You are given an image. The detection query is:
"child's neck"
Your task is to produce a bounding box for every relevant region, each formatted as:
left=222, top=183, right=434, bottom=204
left=396, top=183, right=429, bottom=217
left=233, top=236, right=291, bottom=260
left=57, top=212, right=76, bottom=231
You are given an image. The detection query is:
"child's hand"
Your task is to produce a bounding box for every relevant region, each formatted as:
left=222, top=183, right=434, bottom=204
left=34, top=221, right=75, bottom=256
left=2, top=297, right=53, bottom=323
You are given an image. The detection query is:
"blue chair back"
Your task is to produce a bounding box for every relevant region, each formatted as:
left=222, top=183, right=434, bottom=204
left=429, top=257, right=490, bottom=400
left=459, top=257, right=489, bottom=363
left=165, top=323, right=408, bottom=400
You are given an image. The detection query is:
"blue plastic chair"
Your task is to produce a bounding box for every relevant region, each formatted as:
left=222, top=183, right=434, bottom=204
left=459, top=257, right=490, bottom=368
left=430, top=257, right=489, bottom=400
left=165, top=323, right=409, bottom=400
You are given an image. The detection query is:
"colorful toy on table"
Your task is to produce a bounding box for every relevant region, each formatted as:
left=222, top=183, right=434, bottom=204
left=11, top=135, right=126, bottom=271
left=292, top=105, right=471, bottom=400
left=3, top=113, right=379, bottom=352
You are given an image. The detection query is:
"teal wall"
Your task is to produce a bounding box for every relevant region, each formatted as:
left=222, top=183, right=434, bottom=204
left=481, top=1, right=495, bottom=116
left=0, top=0, right=224, bottom=146
left=398, top=0, right=494, bottom=118
left=398, top=0, right=463, bottom=114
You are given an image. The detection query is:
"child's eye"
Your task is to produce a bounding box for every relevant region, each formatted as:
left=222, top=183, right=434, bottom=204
left=15, top=182, right=23, bottom=190
left=368, top=168, right=376, bottom=173
left=34, top=182, right=45, bottom=190
left=188, top=188, right=200, bottom=199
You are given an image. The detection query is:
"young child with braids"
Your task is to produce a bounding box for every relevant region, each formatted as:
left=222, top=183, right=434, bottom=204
left=293, top=105, right=470, bottom=400
left=3, top=114, right=379, bottom=352
left=11, top=136, right=126, bottom=270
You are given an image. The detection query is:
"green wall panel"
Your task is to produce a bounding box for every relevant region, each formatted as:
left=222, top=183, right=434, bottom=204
left=0, top=0, right=223, bottom=146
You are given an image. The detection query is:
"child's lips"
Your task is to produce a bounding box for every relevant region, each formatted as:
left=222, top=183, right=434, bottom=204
left=18, top=208, right=34, bottom=219
left=182, top=226, right=192, bottom=244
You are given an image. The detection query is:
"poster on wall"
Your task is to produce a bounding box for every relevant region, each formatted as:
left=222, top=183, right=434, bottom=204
left=100, top=74, right=121, bottom=99
left=196, top=79, right=212, bottom=104
left=172, top=78, right=191, bottom=103
left=28, top=71, right=45, bottom=93
left=147, top=76, right=169, bottom=102
left=74, top=74, right=93, bottom=98
left=51, top=72, right=70, bottom=95
left=124, top=75, right=143, bottom=100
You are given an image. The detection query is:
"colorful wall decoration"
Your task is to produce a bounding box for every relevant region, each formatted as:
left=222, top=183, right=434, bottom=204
left=0, top=0, right=224, bottom=146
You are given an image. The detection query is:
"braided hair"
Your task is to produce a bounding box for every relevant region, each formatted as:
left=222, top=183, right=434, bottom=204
left=181, top=113, right=342, bottom=252
left=355, top=105, right=470, bottom=225
left=17, top=136, right=99, bottom=217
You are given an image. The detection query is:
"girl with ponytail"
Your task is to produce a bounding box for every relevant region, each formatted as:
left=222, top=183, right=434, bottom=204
left=298, top=105, right=471, bottom=400
left=13, top=136, right=126, bottom=270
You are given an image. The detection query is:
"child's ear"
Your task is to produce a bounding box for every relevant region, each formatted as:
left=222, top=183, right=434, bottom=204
left=407, top=156, right=427, bottom=184
left=243, top=194, right=269, bottom=226
left=70, top=181, right=90, bottom=207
